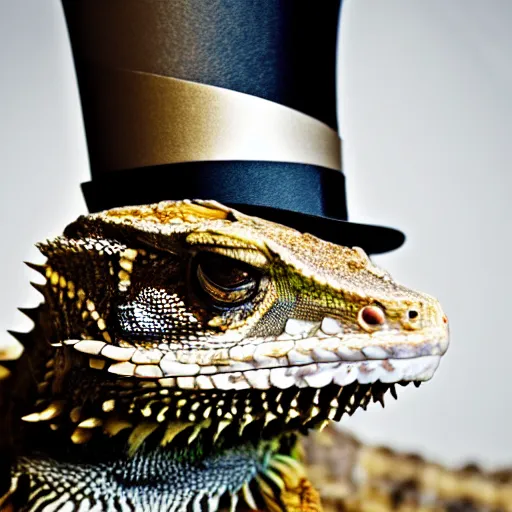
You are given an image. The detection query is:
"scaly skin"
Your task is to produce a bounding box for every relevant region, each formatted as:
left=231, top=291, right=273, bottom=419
left=0, top=200, right=449, bottom=511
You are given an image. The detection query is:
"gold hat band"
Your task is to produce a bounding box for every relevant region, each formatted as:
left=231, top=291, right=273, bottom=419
left=88, top=68, right=342, bottom=172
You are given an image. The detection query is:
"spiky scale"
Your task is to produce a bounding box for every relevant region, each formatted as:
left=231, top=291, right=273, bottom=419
left=228, top=492, right=238, bottom=512
left=0, top=365, right=10, bottom=380
left=371, top=383, right=388, bottom=408
left=213, top=420, right=231, bottom=443
left=315, top=419, right=330, bottom=431
left=187, top=421, right=211, bottom=445
left=272, top=454, right=306, bottom=477
left=71, top=427, right=93, bottom=445
left=264, top=411, right=278, bottom=427
left=264, top=469, right=286, bottom=491
left=21, top=401, right=64, bottom=423
left=77, top=418, right=103, bottom=429
left=255, top=475, right=276, bottom=501
left=102, top=400, right=116, bottom=413
left=23, top=261, right=46, bottom=276
left=160, top=421, right=193, bottom=447
left=238, top=414, right=255, bottom=436
left=29, top=282, right=46, bottom=296
left=103, top=418, right=132, bottom=437
left=127, top=422, right=159, bottom=457
left=269, top=459, right=301, bottom=490
left=6, top=330, right=32, bottom=348
left=207, top=494, right=221, bottom=512
left=17, top=307, right=40, bottom=323
left=242, top=482, right=258, bottom=510
left=69, top=407, right=82, bottom=423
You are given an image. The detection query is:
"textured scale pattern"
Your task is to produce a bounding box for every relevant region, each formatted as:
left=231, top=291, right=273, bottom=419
left=13, top=448, right=262, bottom=512
left=0, top=200, right=449, bottom=511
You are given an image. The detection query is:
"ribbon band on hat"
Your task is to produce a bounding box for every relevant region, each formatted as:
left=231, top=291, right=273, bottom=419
left=82, top=66, right=342, bottom=173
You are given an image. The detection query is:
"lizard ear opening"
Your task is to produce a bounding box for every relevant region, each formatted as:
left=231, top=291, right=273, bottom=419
left=194, top=253, right=260, bottom=307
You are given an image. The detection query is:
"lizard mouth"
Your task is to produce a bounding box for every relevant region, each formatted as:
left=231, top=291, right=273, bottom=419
left=23, top=330, right=446, bottom=449
left=23, top=325, right=448, bottom=448
left=64, top=326, right=447, bottom=391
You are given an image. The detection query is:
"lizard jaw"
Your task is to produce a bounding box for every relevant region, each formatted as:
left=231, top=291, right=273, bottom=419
left=151, top=355, right=442, bottom=392
left=67, top=328, right=446, bottom=391
left=23, top=327, right=446, bottom=451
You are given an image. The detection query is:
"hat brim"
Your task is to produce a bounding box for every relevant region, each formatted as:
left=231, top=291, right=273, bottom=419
left=229, top=203, right=405, bottom=255
left=81, top=163, right=405, bottom=255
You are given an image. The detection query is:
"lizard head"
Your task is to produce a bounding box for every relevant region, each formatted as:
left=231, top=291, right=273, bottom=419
left=23, top=200, right=448, bottom=449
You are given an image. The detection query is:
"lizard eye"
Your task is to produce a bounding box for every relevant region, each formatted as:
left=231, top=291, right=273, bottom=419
left=195, top=253, right=260, bottom=306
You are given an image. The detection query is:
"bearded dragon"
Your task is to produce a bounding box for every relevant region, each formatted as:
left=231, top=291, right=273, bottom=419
left=0, top=200, right=449, bottom=511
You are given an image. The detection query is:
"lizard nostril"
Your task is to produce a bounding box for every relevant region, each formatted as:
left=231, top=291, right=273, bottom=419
left=403, top=308, right=422, bottom=330
left=408, top=309, right=419, bottom=320
left=359, top=305, right=386, bottom=331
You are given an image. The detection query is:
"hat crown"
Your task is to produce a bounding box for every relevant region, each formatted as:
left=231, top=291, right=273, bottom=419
left=62, top=0, right=341, bottom=136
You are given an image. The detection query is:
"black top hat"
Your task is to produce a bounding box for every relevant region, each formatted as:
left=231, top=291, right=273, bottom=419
left=60, top=0, right=405, bottom=254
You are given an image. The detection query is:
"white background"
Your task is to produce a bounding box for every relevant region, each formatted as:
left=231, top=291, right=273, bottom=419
left=0, top=0, right=511, bottom=469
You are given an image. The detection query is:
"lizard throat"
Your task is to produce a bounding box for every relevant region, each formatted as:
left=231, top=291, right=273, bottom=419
left=23, top=357, right=420, bottom=456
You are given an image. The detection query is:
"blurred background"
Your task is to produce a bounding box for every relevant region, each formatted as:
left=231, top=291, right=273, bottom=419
left=0, top=0, right=510, bottom=469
